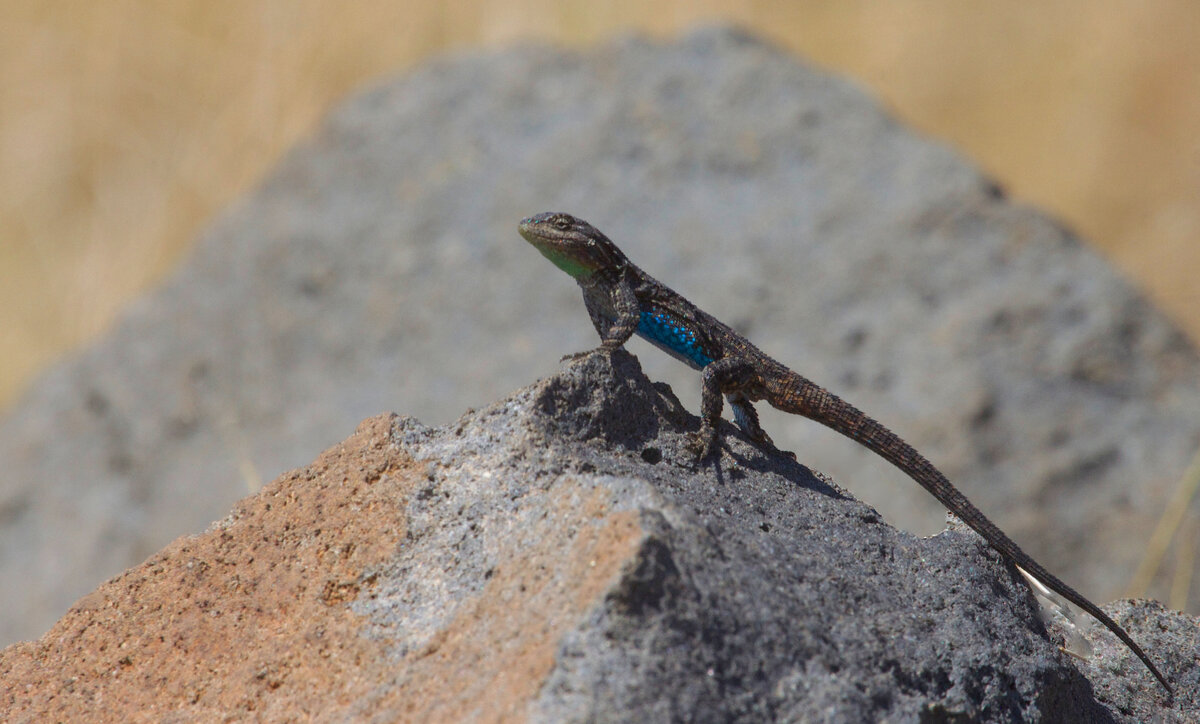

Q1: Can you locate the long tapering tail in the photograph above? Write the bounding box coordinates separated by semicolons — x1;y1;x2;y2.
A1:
768;372;1172;695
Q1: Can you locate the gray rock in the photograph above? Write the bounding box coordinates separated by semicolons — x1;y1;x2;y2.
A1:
1;26;1197;646
368;350;1193;721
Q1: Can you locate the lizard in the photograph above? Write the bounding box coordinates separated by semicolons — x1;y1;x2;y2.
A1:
517;210;1173;696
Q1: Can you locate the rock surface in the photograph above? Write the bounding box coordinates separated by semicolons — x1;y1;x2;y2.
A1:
2;26;1198;647
3;352;1196;722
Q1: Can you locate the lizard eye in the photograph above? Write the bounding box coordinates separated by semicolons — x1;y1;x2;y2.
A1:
553;217;571;230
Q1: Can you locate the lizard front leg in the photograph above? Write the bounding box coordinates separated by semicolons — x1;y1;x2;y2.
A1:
582;275;640;350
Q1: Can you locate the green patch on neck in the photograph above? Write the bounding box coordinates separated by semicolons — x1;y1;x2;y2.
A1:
537;245;596;279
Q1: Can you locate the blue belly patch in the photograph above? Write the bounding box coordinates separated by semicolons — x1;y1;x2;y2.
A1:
637;308;714;368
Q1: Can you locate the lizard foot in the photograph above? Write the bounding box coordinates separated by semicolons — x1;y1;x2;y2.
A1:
559;347;605;362
754;432;797;461
744;429;797;461
560;342;625;363
689;429;721;461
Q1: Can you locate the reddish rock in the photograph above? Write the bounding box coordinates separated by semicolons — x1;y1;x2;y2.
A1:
2;416;406;720
0;414;645;721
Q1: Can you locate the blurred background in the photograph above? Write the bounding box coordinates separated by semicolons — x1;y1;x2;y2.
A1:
1;3;1199;650
2;2;1198;414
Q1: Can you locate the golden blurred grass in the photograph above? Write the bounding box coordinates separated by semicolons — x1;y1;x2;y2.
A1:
2;1;1199;411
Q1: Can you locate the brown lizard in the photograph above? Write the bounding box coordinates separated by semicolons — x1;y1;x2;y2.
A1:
518;210;1173;696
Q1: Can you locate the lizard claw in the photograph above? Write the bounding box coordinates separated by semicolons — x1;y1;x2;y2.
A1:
560;341;625;363
559;347;605;362
753;431;797;461
689;428;720;461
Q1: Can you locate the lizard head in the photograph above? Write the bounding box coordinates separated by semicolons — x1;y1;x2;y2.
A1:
518;212;627;279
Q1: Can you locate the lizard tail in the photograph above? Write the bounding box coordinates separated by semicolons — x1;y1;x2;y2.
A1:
767;373;1173;696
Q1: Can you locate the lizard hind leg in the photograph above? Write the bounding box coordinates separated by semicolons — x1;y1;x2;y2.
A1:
695;356;760;459
728;392;771;445
730;393;798;461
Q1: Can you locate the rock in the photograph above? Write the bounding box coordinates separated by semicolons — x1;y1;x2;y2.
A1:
3;353;1194;721
1;26;1198;648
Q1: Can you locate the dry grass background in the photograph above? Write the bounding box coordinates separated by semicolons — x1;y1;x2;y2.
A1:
2;1;1198;413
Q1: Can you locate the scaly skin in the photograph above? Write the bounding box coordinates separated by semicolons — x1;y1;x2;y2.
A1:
518;211;1172;696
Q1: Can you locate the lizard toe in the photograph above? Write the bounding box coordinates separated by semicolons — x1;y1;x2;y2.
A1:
689;430;720;461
